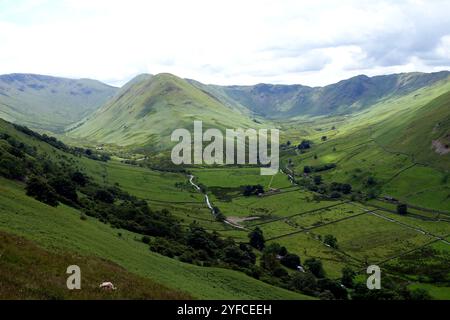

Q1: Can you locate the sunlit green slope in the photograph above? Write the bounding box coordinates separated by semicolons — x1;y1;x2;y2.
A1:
68;73;265;149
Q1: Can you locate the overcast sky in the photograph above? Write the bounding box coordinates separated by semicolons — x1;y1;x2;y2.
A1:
1;0;450;87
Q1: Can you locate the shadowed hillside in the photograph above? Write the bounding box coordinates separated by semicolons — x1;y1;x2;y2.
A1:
0;74;117;132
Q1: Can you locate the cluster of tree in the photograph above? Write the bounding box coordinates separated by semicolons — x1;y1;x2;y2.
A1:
13;124;110;162
147;223;257;273
248;227;348;299
296;173;353;200
329;182;352;198
304;163;337;174
297;140;312;150
242;185;265;197
1;127;182;240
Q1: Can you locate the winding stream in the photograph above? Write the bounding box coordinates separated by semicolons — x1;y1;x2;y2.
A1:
188;174;247;230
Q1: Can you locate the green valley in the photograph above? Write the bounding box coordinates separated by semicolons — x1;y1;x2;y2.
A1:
1;69;449;301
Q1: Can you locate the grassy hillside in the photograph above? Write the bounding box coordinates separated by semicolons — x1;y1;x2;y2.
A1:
283;78;450;211
0;118;311;300
0;74;117;132
0;178;310;300
68;73;266;149
0;231;190;300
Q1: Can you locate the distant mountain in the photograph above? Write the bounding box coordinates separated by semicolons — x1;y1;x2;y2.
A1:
68;73;264;149
0;74;117;132
194;71;450;118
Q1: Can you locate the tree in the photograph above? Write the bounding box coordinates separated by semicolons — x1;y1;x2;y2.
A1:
409;288;431;300
249;227;265;250
330;191;342;199
281;253;301;269
317;278;348;300
397;204;408;215
0;157;26;180
341;183;352;194
26;176;59;207
323;234;338;249
243;185;264;197
278;246;288;257
261;249;281;274
290;272;317;294
141;236;151;244
187;224;217;257
304;166;312;174
321;136;327;141
366;176;377;186
222;245;254;268
341;266;356;288
94;189;115;203
273;267;289;278
304;258;326;278
71;171;88;186
298;140;312;150
264;242;283;254
313;175;322;185
49;176;78;203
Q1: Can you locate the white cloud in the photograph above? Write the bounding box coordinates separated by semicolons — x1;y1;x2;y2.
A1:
0;0;449;87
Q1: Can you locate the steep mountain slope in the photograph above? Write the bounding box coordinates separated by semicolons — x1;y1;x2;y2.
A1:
197;71;450;118
0;74;117;132
69;73;264;149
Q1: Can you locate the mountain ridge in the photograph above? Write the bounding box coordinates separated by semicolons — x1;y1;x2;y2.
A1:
196;70;450;118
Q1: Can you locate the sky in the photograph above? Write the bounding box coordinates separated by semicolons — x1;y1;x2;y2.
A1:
0;0;450;87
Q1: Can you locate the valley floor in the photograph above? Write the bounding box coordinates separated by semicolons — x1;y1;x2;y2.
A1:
72;158;450;299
